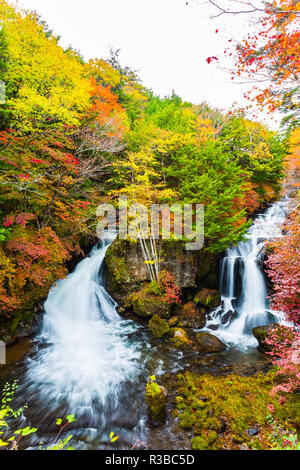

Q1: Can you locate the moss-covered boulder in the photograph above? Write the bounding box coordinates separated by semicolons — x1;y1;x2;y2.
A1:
194;288;220;310
145;377;168;423
195;332;226;353
149;315;170;338
132;286;171;319
177;301;206;329
170;328;192;349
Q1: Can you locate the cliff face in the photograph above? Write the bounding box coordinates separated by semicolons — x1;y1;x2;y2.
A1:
104;238;220;306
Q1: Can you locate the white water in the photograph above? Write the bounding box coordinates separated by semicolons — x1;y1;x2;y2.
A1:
204;198;292;348
25;232;142;422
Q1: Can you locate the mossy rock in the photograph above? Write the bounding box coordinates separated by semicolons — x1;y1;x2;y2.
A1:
145;378;168;422
177;301;206;329
194;288;220;310
149;315;170;338
195;332;226;353
132;287;171;319
169;316;179;327
170;328;192;349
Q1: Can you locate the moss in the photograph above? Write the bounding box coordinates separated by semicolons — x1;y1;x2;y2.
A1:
149;315;170;338
105;241;130;292
170;328;192;349
192;431;218;450
194;288;220;310
132;286;171;318
173;369;297;450
145;378;168;422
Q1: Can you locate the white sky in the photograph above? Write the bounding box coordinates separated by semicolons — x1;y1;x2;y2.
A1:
11;0;280;129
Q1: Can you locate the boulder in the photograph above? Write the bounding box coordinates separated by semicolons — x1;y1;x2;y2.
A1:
177;301;206;329
132;288;171;319
145;377;168;423
170;328;192;349
194;288;220;310
149;315;170;338
105;238;220;306
195;332;226;353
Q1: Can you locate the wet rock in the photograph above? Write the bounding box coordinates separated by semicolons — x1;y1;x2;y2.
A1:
177;302;206;329
132;288;171;319
194;288;220;310
169;316;179;327
195;332;226;353
145;377;168;423
220;310;238;325
149;315;170;339
117;306;126;315
248;426;259;437
207;324;219;331
170;328;192;349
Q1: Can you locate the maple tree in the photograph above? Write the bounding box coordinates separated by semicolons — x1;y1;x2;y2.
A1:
207;1;300;127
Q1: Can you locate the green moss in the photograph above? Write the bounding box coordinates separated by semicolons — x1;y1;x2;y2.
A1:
194;288;220;309
105;243;129;291
145;378;167;422
192;431;218;450
132;286;171;318
149;315;170;338
173;369;297;450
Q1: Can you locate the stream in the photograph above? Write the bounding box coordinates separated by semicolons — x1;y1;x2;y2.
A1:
0;197;292;450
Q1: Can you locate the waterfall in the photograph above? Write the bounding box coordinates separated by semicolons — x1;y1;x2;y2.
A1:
23;232;144;444
204;198;292;348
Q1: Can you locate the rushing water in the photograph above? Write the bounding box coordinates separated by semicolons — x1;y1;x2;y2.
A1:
204;198;292;348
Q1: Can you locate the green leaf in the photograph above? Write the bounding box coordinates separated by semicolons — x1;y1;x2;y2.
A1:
66;414;76;423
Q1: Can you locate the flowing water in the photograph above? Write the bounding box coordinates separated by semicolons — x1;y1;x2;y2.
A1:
0;199;291;450
204;198;292;348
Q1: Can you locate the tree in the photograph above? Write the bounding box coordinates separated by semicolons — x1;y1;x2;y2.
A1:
209;1;300;127
0;0;91;132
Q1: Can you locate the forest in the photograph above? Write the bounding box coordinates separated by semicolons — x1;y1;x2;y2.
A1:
0;0;299;453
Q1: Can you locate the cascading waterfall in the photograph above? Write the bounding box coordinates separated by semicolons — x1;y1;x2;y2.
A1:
23;232;146;447
204;198;292;348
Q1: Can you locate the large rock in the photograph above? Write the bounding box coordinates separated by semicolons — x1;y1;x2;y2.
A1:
177;301;206;329
145;377;168;423
132;287;171;318
195;332;226;353
170;328;192;349
194;288;221;310
149;315;170;338
105;238;220;304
